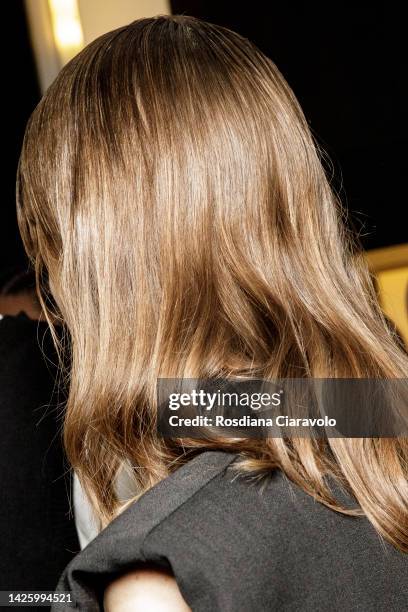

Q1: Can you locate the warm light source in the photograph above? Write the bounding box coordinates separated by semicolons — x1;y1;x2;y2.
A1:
48;0;84;65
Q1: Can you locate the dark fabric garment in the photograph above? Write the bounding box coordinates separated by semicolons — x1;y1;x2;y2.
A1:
53;450;408;611
0;312;79;603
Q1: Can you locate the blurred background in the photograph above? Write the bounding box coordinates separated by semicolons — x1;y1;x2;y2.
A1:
3;0;407;343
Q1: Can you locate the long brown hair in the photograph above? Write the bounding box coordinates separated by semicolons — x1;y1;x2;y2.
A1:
17;15;408;551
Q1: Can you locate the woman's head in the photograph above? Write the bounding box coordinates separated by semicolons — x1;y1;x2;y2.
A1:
17;16;408;548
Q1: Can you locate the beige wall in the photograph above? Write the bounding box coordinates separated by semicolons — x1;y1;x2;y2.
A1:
366;244;408;346
376;267;408;345
78;0;169;46
25;0;170;92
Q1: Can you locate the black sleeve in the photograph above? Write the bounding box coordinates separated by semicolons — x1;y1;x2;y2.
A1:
0;312;79;594
51;451;238;612
51;447;408;612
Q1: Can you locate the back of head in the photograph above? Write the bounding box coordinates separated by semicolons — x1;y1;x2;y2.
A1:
16;15;408;550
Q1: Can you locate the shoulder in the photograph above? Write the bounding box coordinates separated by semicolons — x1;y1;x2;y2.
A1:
52;452;307;610
52;450;408;611
52;451;239;608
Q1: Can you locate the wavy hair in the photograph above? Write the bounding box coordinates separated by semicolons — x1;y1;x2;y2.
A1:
17;15;408;551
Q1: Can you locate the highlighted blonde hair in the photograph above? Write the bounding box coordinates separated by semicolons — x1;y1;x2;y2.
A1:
17;15;408;550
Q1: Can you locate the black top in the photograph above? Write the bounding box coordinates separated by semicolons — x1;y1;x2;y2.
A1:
0;312;79;597
53;450;408;611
